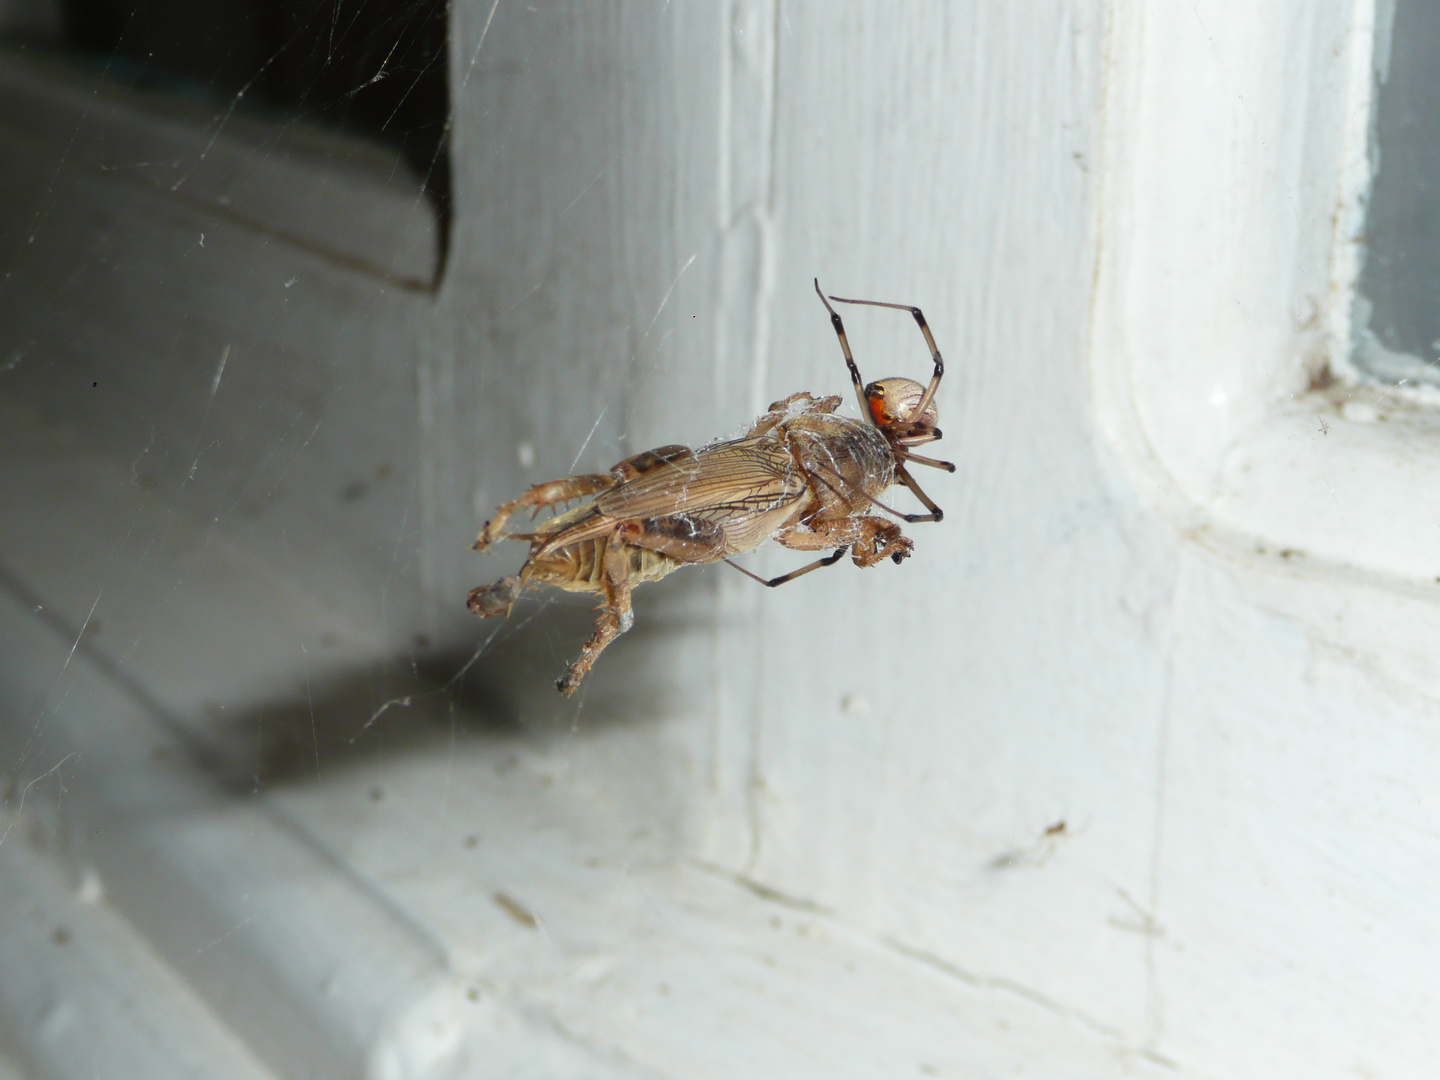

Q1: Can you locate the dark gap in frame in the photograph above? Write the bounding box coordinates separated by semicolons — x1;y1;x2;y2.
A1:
58;0;452;280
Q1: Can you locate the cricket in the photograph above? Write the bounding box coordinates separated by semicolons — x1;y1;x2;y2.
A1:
468;279;954;695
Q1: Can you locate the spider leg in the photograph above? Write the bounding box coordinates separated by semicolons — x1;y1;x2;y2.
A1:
895;463;944;523
806;461;936;526
897;449;956;472
723;548;847;588
814;278;870;422
828;291;945;420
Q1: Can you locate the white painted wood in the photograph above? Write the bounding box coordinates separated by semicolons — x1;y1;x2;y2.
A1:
0;405;469;1080
0;50;434;650
436;1;1440;1075
0;830;278;1080
0;389;1175;1079
1089;0;1440;596
432;0;1166;1044
4;0;1440;1076
1089;2;1440;1076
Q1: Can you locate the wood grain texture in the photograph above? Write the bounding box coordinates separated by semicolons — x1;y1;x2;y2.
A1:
440;2;1440;1074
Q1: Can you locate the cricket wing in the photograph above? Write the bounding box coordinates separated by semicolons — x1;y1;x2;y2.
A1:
535;436;806;552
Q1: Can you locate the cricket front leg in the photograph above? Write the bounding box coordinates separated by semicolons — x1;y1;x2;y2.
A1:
776;515;913;568
765;391;842;416
747;393;843;437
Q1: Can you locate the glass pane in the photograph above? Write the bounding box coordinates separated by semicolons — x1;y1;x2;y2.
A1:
1354;0;1440;386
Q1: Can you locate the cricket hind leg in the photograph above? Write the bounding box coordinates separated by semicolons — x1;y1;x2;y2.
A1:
556;528;638;696
475;447;700;554
467;574;524;618
472;474;618;553
608;444;695;482
556;517;729;696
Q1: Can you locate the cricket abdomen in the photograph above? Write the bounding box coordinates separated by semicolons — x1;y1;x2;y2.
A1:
522;536;684;596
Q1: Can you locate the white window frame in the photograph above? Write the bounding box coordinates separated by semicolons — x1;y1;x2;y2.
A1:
1091;0;1440;609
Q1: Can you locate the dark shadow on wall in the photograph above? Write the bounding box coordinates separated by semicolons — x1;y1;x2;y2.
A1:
214;581;712;790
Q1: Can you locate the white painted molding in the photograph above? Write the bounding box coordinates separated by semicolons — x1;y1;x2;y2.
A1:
1091;0;1440;595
